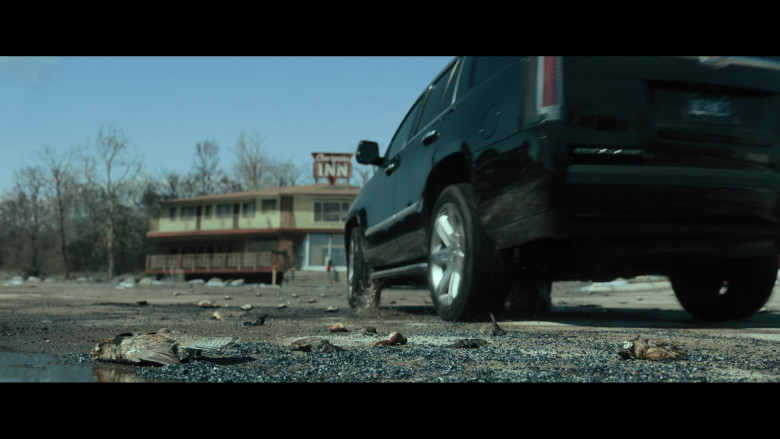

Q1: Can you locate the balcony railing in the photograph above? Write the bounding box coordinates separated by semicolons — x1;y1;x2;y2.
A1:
146;251;286;273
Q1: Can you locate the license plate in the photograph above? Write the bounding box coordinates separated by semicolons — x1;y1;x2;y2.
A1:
686;96;739;125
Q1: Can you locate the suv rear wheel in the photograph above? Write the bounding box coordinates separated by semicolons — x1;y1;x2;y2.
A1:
428;184;501;321
670;255;778;321
347;227;381;309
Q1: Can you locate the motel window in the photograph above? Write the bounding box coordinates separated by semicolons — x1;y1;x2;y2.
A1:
216;203;233;217
203;205;212;218
314;200;350;223
169;207;176;221
180;206;196;220
261;199;277;213
242;202;256;218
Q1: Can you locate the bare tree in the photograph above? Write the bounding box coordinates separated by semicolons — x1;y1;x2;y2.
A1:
232;131;306;190
353;164;375;187
39;146;75;279
84;125;142;279
190;140;223;196
11;166;49;276
233;131;269;190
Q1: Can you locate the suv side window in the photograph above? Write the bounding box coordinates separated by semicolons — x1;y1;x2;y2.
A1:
385;94;425;160
465;56;517;90
416;59;460;133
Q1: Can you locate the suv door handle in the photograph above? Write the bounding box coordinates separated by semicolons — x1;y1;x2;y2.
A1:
422;130;438;145
385;160;398;175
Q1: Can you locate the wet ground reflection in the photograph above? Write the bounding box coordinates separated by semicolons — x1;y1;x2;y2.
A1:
0;352;147;382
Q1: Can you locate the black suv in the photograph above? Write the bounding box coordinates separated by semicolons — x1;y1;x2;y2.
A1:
346;56;780;322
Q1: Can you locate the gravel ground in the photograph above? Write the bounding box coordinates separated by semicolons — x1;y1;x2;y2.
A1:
2;276;780;382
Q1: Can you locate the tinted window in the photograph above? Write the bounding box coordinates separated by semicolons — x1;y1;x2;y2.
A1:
385;95;425;160
466;56;517;89
417;60;460;132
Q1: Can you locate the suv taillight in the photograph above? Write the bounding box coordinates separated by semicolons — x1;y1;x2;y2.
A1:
532;56;563;122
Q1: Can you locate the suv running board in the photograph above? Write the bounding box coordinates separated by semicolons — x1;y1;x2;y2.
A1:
369;263;428;281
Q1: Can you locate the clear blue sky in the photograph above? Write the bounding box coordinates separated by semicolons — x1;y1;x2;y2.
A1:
0;56;453;195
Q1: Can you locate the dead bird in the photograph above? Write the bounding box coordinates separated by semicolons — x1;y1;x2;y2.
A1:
618;334;685;361
488;312;506;336
91;328;237;366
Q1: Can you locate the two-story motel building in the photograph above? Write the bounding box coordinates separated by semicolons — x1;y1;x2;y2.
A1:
145;183;360;282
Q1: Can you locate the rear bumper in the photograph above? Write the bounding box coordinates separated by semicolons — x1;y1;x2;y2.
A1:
481;164;780;251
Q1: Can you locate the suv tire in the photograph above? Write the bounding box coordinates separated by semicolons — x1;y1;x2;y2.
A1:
670;255;778;321
347;227;381;308
428;183;501;321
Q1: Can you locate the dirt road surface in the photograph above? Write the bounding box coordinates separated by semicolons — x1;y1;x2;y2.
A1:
2;275;780;382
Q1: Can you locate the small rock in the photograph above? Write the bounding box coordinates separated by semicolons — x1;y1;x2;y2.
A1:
210;311;224;320
224;295;232;300
361;326;378;335
136;301;148;306
240;304;252;311
242;314;268;326
197;300;218;308
325;306;339;313
289;337;343;353
173;291;180;297
276;303;287;309
330;322;347;332
291;293;299;297
448;338;488;349
306;299;317;303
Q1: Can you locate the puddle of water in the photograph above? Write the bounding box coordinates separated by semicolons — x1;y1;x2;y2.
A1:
0;351;97;382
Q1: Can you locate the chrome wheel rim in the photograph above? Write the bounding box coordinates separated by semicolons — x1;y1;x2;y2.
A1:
429;202;466;307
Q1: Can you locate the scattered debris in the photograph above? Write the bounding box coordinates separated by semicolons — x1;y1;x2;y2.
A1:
197;300;218;308
7;276;24;286
242;314;268;327
289;337;343;353
488;312;506;336
371;332;407;348
210;311;224;320
448;338;488;349
618;334;685;361
330;322;348;332
206;277;225;287
240;304;252;311
91;328;237;365
325;306;339;313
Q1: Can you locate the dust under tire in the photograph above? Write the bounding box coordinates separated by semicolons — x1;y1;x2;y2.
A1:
670;255;778;321
347;227;381;309
427;183;501;321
